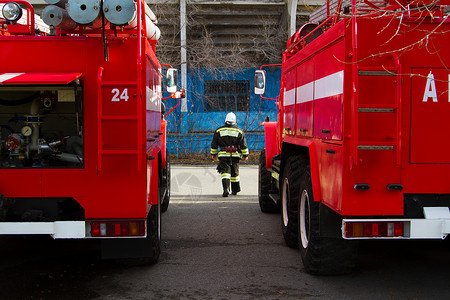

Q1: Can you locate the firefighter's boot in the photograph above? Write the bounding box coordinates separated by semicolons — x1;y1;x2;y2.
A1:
231;182;241;195
222;178;230;197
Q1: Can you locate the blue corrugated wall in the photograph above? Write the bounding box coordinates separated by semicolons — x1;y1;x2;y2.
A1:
163;67;281;156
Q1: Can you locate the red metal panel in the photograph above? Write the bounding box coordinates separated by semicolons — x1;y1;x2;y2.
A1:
263;121;279;169
145;48;162;137
148;146;160;206
0;72;82;85
88;155;147;219
283;69;296;136
295;59;314;137
400;21;450;194
410;68;450;164
102;120;138;151
317;142;343;211
102;85;138;116
357;75;397;145
283;136;322;203
0;170;42;197
313;41;344;140
343;149;403;216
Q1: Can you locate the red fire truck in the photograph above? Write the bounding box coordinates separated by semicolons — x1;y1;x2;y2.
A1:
256;0;450;274
0;0;178;262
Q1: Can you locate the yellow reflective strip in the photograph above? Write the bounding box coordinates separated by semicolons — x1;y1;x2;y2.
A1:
210;148;218;154
219;129;239;138
217;127;243;134
241;148;249;155
231;176;240;182
271;172;279;181
218;151;229;157
221;173;231;179
219;151;242;158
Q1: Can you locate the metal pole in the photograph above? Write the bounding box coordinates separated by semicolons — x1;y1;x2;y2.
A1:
287;0;298;37
180;0;187;112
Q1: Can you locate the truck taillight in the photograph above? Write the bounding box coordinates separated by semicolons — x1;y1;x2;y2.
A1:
344;221;405;238
89;221;146;237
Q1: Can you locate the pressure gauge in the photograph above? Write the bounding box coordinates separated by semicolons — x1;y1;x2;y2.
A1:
21;126;32;137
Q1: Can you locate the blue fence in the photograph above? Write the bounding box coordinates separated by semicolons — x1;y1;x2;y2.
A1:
163;67;281;155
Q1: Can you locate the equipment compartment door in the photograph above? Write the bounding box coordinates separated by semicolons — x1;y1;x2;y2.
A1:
410;68;450;164
296;59;314;137
283;69;296;136
313;42;344;141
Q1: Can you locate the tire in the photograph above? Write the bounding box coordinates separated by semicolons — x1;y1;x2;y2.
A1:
280;155;302;248
161;149;170;213
259;150;279;213
298;164;358;275
145;201;161;264
102;203;161;265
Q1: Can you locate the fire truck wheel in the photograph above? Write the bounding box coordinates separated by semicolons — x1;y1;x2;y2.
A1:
146;202;162;264
103;203;161;265
280;155;302;248
298;164;358;275
161;150;171;213
259;150;279;213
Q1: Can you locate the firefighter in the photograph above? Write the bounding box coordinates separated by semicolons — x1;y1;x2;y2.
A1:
210;112;249;197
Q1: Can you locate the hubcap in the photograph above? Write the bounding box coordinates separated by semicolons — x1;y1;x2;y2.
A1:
299;189;310;249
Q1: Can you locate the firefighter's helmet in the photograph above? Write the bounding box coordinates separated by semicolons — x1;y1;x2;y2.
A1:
225;112;236;125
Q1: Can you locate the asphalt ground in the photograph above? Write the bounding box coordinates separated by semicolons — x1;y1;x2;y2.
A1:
0;165;449;299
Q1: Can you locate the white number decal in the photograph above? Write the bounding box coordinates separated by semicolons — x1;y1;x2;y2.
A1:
120;88;129;102
111;88;129;102
111;88;120;102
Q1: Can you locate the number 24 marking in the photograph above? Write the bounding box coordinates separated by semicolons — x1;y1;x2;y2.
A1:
111;88;129;102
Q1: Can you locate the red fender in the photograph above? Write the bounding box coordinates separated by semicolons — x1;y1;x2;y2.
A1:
263;121;279;169
283;136;321;203
161;119;167;168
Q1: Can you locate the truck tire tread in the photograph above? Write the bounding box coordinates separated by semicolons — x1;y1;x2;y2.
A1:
281;155;305;249
161;150;170;213
298;165;358;275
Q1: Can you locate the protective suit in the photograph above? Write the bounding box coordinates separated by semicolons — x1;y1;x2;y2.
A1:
210;112;249;197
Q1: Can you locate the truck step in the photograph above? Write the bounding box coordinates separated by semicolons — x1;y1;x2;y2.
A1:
357;141;396;150
358;108;394;113
269;194;280;203
357;145;394;150
272;156;281;173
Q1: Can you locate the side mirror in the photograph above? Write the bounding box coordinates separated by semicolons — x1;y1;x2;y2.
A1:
254;70;266;95
166;68;178;93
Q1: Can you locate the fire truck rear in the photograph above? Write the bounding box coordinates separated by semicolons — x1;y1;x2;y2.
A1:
0;0;177;262
256;0;450;274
